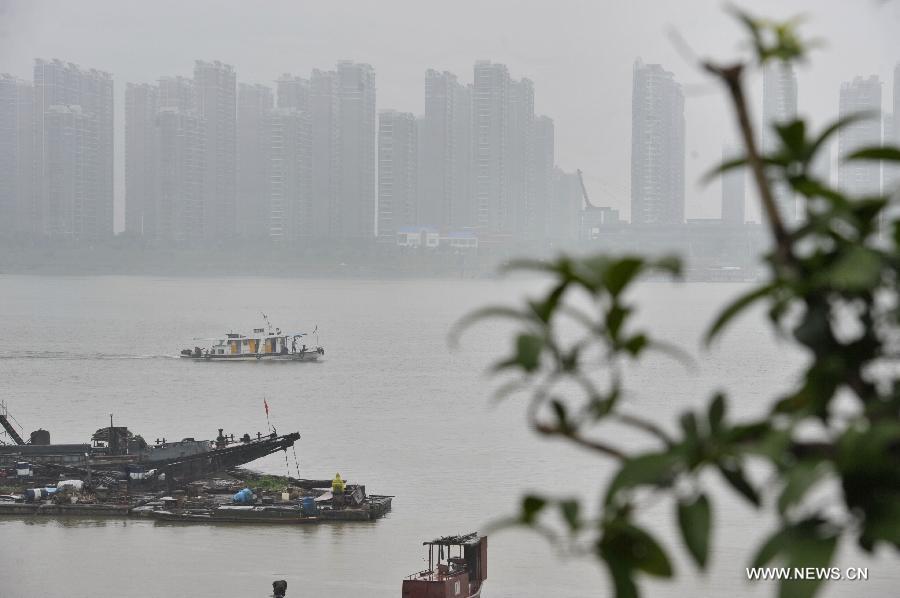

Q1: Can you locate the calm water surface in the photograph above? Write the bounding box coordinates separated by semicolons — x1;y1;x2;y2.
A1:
0;276;894;597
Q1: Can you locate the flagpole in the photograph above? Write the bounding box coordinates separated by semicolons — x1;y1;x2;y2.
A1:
264;398;272;433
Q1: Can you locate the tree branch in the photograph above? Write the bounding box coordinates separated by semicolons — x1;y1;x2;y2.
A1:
533;422;628;460
703;62;795;268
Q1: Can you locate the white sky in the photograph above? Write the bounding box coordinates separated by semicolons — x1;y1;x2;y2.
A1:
1;0;898;230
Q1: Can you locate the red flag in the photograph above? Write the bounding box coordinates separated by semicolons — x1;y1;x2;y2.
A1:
264;399;270;416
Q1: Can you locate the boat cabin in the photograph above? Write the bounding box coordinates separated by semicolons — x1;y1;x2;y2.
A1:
181;321;322;361
402;533;487;598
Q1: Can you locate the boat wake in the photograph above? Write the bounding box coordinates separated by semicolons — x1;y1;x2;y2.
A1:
0;351;181;361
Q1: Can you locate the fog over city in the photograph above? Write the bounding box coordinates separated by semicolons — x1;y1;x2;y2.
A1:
1;0;896;236
2;3;900;597
0;0;898;280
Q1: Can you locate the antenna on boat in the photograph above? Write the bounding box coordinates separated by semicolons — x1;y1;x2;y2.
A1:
261;312;273;334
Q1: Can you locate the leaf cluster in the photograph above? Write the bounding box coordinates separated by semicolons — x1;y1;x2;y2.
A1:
461;10;900;598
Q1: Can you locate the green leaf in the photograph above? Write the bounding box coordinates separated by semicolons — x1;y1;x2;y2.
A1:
559;499;581;531
653;255;683;277
628;525;674;578
605;452;682;505
601;521;674;579
680;412;700;442
623;333;648;357
708;394;726;433
774;120;806;158
450;305;531;347
604;555;639;598
846;146;900;162
706;284;775;344
677;493;712;569
777;462;826;515
528;282;568;323
703;156;747;183
513;333;543;372
520;495;547;524
779;523;838;598
718;462;760;507
827;246;882;291
808;114;870;161
605;304;630;340
752;528;787;568
603;257;645;297
550;399;569;430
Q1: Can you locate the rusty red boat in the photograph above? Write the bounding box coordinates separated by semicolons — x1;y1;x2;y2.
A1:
402;532;487;598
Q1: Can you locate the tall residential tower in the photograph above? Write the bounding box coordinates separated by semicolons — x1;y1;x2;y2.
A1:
630;60;685;225
194;60;237;240
420;70;472;229
33;59;114;240
838;76;882;198
762;62;799;223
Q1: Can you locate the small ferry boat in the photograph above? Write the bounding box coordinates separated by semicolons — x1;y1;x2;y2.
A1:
402;533;487;598
180;316;324;362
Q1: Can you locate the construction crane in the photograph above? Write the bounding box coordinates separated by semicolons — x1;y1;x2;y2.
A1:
576;169;602;211
0;400;26;445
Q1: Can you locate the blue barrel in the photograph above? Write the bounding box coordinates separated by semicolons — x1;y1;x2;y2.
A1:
301;496;317;515
232;488;253;504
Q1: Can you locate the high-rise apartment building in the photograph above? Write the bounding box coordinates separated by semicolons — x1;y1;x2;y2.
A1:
885;64;900;197
721;145;745;225
124;83;159;235
549;168;582;243
237;83;273;238
267;108;312;243
33;59;114;239
530;115;555;240
309;69;339;238
276;74;310;112
336;61;376;239
420;70;472;229
125;74;207;243
895;64;900;144
158;76;196;112
839;75;882;197
762;62;799;223
630;59;685;225
508;78;535;237
472;61;511;235
0;75;33;236
194;60;236;240
377;110;418;240
155;107;204;242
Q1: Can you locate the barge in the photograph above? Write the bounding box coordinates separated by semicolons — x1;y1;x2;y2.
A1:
0;471;393;524
0;405;393;526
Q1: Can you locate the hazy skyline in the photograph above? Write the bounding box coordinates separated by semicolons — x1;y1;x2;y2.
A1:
1;0;898;230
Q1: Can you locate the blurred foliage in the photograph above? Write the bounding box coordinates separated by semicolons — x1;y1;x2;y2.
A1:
456;9;900;598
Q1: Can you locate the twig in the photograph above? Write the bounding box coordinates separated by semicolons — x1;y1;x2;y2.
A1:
703;62;795;268
533;421;627;460
614;413;675;446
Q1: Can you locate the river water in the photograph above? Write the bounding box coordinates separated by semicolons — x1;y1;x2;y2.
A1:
0;276;895;597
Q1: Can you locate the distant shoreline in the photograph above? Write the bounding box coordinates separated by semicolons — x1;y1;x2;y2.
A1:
0;237;763;281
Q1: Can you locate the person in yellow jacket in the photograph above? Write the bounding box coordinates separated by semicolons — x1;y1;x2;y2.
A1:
332;473;346;508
